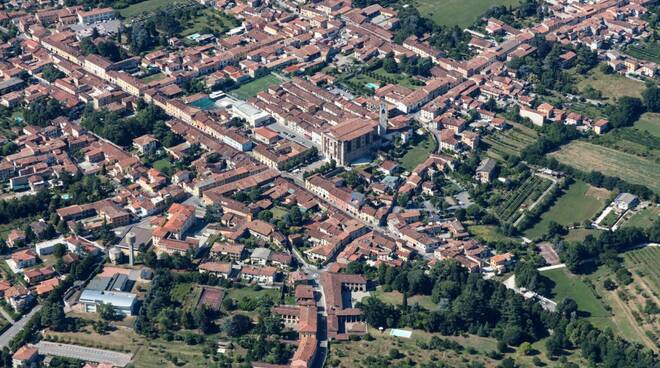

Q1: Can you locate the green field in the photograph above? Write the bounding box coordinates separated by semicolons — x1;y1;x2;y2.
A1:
592;121;660;163
483;123;538;161
141;72;166;84
372;288;438;310
351;67;421;90
152;158;173;172
541;268;612;329
525;181;609;239
634;113;660;138
624;246;660;293
119;0;173;18
624;207;660;229
180;8;238;37
414;0;521;27
551;141;660;194
576;64;646;100
563;228;604;242
468;225;517;243
398;133;437;171
626;43;660;64
328;328;497;368
224;286;279;301
231;74;284;100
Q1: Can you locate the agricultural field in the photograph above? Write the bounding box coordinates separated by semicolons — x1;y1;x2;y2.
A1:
413;0;521;27
398;133;437;171
592;117;660;163
634;113;660;138
483;123;538;161
230;73;284;100
550;141;660;194
576;64;646;100
468;225;518;244
525;180;610;239
626;43;660;64
495;175;551;224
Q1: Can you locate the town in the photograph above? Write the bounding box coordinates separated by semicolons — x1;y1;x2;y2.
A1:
0;0;657;367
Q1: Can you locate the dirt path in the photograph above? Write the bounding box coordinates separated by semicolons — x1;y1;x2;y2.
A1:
610;291;657;352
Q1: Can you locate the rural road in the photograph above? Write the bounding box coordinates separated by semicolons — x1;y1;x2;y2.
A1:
513;173;558;227
0;305;42;349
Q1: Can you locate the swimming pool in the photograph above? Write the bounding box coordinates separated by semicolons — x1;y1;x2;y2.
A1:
190;97;218;110
366;82;379;90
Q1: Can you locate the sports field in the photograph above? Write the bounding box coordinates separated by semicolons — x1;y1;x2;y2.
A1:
231;74;284;100
525;180;609;239
483;123;538;161
550;141;660;194
414;0;521;27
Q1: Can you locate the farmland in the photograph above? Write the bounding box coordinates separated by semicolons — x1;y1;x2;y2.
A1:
634;113;660;138
413;0;521;28
592;116;660;163
623;206;660;229
550;141;660;194
483;123;538;161
495;175;551;224
525;180;610;239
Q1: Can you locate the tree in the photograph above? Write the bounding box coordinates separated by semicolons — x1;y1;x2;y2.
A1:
98;303;120;321
41;65;65;83
642;84;659;112
383;54;399;74
607;96;644;128
223;314;252;337
53;243;66;258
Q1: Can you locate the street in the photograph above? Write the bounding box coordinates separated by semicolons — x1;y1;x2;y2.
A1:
0;305;42;349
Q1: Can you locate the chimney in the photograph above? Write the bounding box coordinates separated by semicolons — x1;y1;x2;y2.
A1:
127;232;136;266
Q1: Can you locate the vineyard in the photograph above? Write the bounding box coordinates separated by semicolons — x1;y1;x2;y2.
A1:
483;124;538;161
626;43;660;64
495;175;551;223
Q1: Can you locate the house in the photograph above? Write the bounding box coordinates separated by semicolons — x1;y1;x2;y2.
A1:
12;345;39;368
239;265;278;285
613;193;639;211
475;158;497;183
5;284;32;311
250;247;271;266
7;229;26;247
9;249;38;271
211;242;245;261
490;252;514;273
133;134;159;155
199;262;233;278
594;119;609;134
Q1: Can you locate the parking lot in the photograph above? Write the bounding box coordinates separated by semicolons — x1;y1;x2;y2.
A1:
36;341;133;367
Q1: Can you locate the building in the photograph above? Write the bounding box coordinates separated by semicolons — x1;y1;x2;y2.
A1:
613;193;639;211
78;289;137;315
232;101;271;127
320;118;379;166
12;345;39;368
133;134;159;155
77;7;115;25
475;158;497;183
594;119;609;135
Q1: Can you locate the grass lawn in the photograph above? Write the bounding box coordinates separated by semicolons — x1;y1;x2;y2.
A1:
270;206;288;221
623;206;660;229
327;328;497;368
371;287;438;310
550;141;660;194
634;112;660;138
353;67;421;90
170;283;202;309
540;268;612;329
468;225;517;243
563;228;604;242
231;74;283;100
398;133;437;171
180;8;238;37
576;64;646;100
224;286;279;301
525;180;610;239
414;0;521;27
152;158;173;172
119;0;173;18
141;73;166;84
